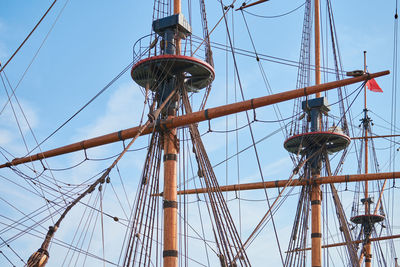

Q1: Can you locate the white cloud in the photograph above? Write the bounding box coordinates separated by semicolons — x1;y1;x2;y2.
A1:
77;82;147;139
0;129;12;145
0;98;39;156
0;19;7;60
0;42;7;60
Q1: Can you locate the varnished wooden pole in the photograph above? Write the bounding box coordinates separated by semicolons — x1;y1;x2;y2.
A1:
163;120;179;267
236;0;269;10
311;181;322;267
287;234;400;252
0;71;389;169
174;0;181;14
364;51;372;267
312;1;322;264
164;2;180;266
174;0;181;54
314;0;321;95
174;172;400;195
351;134;400;140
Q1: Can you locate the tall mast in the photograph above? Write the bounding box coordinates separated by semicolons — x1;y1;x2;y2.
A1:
363;51;372;267
311;0;322;266
314;0;321;91
163;1;181;266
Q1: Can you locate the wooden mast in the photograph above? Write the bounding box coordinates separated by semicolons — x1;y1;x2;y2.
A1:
163;1;181;266
311;0;322;266
363;51;372;267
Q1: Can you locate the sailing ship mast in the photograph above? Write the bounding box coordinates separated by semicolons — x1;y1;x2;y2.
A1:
0;1;397;266
163;1;180;266
311;0;322;265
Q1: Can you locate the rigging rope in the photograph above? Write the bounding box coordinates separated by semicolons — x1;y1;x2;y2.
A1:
243;1;306;19
0;0;70;116
0;0;58;74
220;2;285;263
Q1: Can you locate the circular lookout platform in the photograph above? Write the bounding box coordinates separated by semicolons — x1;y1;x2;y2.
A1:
284;131;351;155
131;55;214;92
350;214;385;225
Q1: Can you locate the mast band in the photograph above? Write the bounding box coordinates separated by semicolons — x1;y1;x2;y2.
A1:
163;200;177;209
311;233;322;238
204;109;209;120
117;130;123;141
311;200;321;205
163;154;177;161
163;250;178;257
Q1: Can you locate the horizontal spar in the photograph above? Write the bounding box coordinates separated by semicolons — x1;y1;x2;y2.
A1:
287;234;400;252
174;171;400;195
351;134;400;140
0;71;389;169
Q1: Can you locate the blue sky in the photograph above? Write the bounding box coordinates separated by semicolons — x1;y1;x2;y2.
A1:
0;0;399;266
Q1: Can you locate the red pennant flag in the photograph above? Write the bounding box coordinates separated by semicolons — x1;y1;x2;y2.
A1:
366;78;383;92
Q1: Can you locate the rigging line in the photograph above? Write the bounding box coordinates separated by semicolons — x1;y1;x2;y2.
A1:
209;120;254;133
1;166;57;212
47;144;150;166
0;198;66;236
109;182;130;221
79;193;103;266
0;214;118;266
176;211;218;255
0;173;61;205
0;75;50;201
231;8;243;241
0;235;25;265
0;148;11;162
255;111;302;123
179;123;287;187
370;110;400;132
0;0;58;74
219;2;284;264
1;70;66;212
237;157;307;253
44;158;87;171
0;206;65;248
28;92;170;261
69;192;100;266
24;60;134;157
183;98;231;263
60;188;96;267
392;0;399;176
115;164;132;211
99;184;106;267
240;10;287;135
9;167;69;200
0;250;15;267
77;200;130;226
191;36;348;75
185;139;212;265
243;1;306;19
0;0;70;116
0;194;81;237
191;3;232;57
